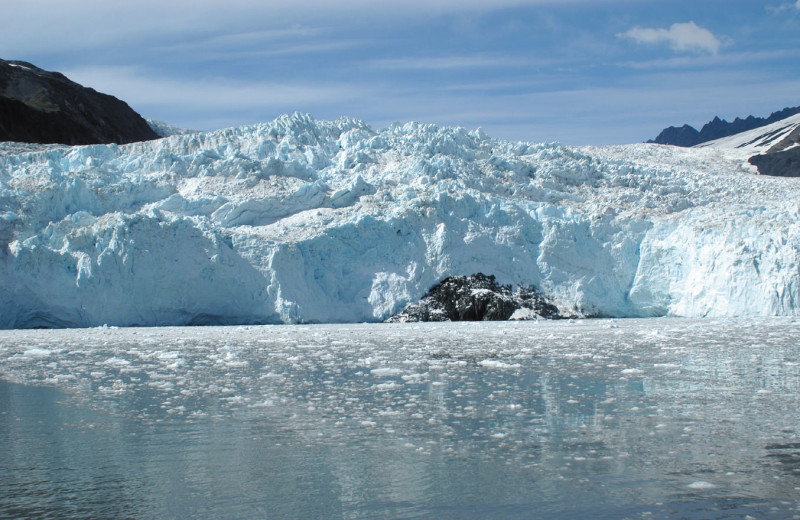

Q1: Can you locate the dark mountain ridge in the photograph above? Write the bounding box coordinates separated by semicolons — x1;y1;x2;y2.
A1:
0;59;159;145
649;106;800;147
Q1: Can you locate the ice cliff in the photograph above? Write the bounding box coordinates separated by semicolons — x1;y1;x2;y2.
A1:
2;112;800;328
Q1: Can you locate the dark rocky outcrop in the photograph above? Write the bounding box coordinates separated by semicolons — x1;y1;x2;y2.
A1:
749;148;800;178
747;125;800;177
385;273;562;323
0;59;159;145
649;106;800;147
648;124;701;148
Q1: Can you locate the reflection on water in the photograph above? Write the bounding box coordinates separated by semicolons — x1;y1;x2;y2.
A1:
1;318;800;519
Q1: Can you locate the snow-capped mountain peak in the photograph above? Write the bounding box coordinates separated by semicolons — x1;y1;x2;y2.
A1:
696;112;800;157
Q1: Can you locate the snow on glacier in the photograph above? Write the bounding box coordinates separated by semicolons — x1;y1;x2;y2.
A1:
2;112;800;328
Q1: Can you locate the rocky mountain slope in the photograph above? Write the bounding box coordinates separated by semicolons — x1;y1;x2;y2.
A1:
2;113;800;328
0;59;158;145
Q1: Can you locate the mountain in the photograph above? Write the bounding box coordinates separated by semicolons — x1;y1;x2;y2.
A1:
646;124;701;148
649;106;800;147
0;59;159;145
695;112;800;177
2;112;799;328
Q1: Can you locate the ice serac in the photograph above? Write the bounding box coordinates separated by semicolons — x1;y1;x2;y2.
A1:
2;113;800;328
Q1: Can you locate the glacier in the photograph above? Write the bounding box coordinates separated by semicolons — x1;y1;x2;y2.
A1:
2;112;800;328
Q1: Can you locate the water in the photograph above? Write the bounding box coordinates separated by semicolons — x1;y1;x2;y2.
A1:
1;318;800;519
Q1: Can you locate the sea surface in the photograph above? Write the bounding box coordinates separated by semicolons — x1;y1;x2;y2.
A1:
1;318;800;519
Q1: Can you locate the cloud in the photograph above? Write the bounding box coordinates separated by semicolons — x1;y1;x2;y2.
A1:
619;48;800;70
766;1;800;13
618;21;723;55
0;0;595;54
371;55;526;70
154;27;322;53
60;66;368;130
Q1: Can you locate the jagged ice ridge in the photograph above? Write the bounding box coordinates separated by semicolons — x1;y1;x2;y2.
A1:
2;113;800;328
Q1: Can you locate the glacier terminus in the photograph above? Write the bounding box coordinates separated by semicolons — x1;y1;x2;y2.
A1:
2;113;799;328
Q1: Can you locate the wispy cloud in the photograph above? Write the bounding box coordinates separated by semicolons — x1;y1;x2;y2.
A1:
766;0;800;13
0;0;600;54
148;25;366;61
196;41;367;61
618;21;724;55
371;55;526;70
154;26;322;53
619;48;800;70
60;66;367;129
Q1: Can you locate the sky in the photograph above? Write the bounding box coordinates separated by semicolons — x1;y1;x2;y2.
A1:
2;0;800;145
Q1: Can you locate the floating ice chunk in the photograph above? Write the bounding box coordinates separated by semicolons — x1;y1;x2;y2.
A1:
19;348;53;358
479;359;521;369
373;382;402;390
687;481;716;490
103;357;130;367
371;367;404;377
510;308;538;321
